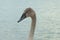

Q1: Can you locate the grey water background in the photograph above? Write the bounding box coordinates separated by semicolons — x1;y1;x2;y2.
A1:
0;0;60;40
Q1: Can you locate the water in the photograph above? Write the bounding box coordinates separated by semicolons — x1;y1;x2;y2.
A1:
0;0;60;40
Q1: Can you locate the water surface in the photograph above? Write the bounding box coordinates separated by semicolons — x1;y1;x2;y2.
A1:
0;0;60;40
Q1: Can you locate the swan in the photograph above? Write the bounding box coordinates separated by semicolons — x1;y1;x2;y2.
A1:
17;8;36;40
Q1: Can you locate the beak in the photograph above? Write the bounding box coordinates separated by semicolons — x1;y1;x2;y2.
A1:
17;13;26;23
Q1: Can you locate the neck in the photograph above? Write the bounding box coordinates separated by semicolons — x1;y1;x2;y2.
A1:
28;14;36;40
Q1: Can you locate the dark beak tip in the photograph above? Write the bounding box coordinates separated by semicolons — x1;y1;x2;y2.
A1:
17;19;22;23
17;21;20;23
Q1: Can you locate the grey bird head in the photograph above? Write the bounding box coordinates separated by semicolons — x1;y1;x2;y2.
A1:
17;8;34;23
18;8;35;23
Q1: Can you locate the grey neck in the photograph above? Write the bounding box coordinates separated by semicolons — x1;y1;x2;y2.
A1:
28;14;36;40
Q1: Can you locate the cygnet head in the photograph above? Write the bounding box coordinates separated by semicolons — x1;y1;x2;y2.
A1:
17;8;35;23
